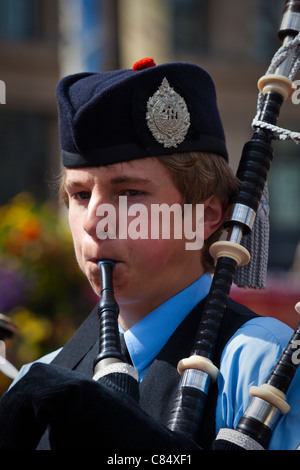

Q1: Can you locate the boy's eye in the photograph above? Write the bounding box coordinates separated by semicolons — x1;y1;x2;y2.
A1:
76;191;91;200
123;189;143;197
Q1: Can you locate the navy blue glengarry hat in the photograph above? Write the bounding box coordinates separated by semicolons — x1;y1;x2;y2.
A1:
56;58;228;168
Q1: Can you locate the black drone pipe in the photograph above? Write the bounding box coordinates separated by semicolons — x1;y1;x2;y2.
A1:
93;260;139;401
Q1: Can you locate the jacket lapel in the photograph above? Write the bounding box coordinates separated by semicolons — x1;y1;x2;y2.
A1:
51;304;99;371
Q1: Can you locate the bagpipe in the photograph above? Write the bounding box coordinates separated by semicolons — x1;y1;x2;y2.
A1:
0;0;300;452
91;0;300;451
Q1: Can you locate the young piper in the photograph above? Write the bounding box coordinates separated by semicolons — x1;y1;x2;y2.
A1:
0;59;299;450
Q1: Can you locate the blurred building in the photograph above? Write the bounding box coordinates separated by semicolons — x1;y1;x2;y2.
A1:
0;0;299;272
0;0;119;205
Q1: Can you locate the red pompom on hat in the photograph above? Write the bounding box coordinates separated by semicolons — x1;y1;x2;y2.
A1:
132;58;156;71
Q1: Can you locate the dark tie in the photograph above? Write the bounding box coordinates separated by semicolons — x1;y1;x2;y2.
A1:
119;333;132;365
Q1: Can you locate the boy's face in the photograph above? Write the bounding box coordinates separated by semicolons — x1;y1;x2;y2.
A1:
65;157;207;326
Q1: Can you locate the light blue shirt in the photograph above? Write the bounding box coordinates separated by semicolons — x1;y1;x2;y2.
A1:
217;316;300;450
12;273;300;450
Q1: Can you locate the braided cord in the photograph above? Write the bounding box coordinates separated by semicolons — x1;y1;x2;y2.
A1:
252;32;300;142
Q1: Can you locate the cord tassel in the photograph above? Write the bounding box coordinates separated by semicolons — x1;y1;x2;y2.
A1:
234;183;270;289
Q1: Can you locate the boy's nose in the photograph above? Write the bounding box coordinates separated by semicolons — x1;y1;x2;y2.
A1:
83;196;116;240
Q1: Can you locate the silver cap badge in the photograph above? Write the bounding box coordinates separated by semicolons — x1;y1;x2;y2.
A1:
146;78;190;148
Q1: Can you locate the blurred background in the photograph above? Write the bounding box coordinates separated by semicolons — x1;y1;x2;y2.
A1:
0;0;299;393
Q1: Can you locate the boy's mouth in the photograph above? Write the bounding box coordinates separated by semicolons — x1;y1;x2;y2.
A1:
88;257;120;266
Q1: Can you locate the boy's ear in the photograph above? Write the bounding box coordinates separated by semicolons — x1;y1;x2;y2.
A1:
203;196;226;239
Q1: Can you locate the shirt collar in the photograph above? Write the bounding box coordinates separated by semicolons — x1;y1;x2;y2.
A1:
121;273;212;380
